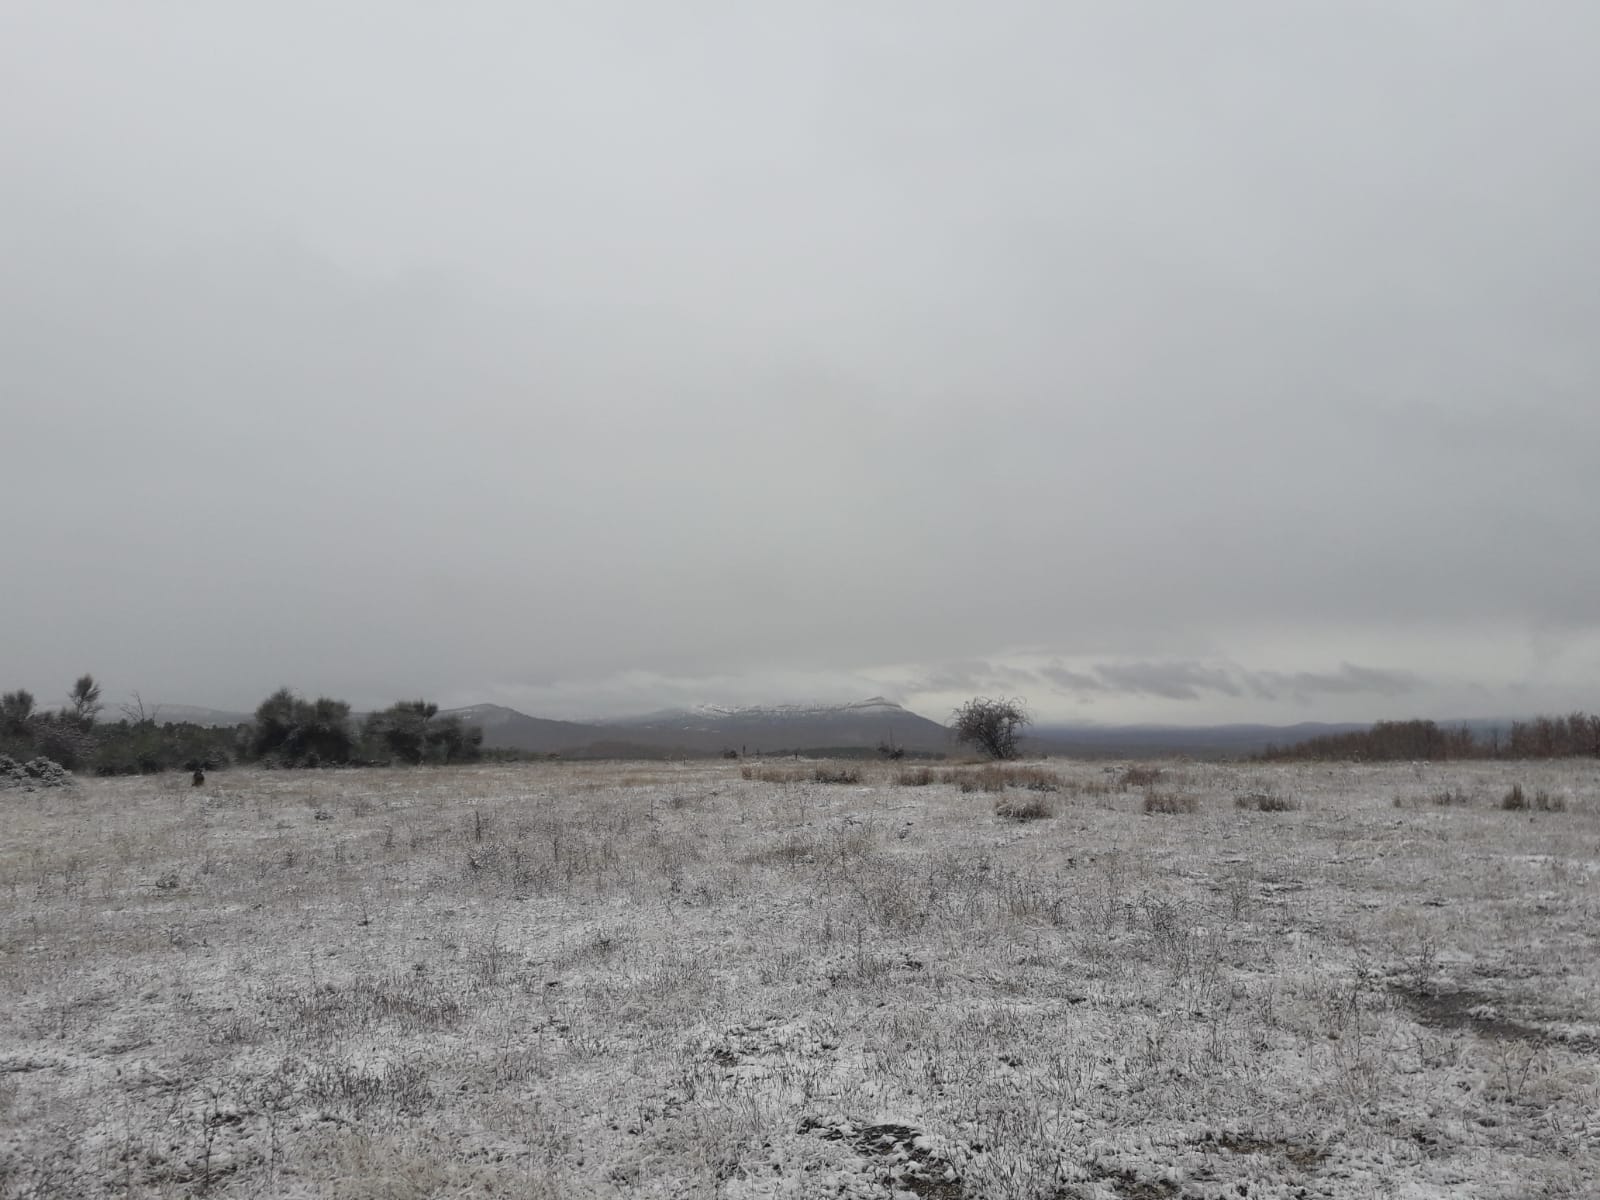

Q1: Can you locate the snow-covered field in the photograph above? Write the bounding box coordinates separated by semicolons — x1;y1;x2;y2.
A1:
2;759;1597;1199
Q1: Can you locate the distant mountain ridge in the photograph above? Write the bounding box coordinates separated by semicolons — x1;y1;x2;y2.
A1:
91;698;1519;760
95;704;253;727
451;700;1376;759
636;698;912;721
593;696;949;755
439;704;610;754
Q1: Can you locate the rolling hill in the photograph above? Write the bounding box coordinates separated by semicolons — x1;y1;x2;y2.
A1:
597;697;950;755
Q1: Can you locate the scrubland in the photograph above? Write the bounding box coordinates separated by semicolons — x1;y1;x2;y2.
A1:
2;758;1597;1199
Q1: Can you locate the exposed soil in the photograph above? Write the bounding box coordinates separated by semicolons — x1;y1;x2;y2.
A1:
1394;984;1550;1045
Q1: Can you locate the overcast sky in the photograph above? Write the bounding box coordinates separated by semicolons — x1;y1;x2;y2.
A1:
4;2;1597;726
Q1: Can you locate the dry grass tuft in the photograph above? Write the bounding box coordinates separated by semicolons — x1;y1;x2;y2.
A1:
1503;784;1568;812
1234;789;1297;813
1143;788;1200;814
812;764;863;785
993;792;1055;821
740;764;809;784
953;764;1063;794
1118;765;1164;790
894;766;936;787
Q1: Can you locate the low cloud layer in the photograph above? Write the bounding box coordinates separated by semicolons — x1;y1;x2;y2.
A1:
470;643;1588;729
1035;660;1421;705
3;4;1597;724
885;656;1427;723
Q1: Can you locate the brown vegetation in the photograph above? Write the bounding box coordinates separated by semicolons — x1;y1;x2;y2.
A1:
1234;789;1296;812
1262;712;1600;762
1143;788;1200;814
1118;765;1164;790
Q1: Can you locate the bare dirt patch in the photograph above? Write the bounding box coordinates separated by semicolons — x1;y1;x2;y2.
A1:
1395;983;1600;1055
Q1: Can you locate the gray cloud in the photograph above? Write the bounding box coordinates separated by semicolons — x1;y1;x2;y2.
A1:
2;4;1597;722
1092;662;1244;702
1249;664;1422;702
906;660;1040;696
1038;664;1111;693
1027;658;1423;709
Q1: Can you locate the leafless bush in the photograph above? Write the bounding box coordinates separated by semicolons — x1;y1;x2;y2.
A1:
949;697;1030;760
1143;788;1199;814
895;766;935;787
1502;784;1527;811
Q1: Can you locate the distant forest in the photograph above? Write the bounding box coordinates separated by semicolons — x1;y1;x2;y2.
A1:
0;676;486;775
1258;714;1600;761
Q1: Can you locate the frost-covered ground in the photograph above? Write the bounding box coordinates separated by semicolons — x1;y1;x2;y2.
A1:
2;758;1597;1199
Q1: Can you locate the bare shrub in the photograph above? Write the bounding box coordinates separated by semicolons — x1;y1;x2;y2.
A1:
1534;789;1567;812
994;793;1055;821
1118;765;1163;790
1234;789;1297;812
1502;784;1527;811
895;766;935;787
949;697;1030;760
1143;788;1199;815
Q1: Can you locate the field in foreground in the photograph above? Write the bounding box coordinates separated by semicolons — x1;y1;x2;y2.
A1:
2;759;1597;1199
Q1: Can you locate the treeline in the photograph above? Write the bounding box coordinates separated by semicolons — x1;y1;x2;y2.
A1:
1259;713;1600;762
0;676;483;775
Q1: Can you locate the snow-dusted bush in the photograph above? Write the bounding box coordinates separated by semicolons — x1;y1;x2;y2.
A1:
0;755;74;791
